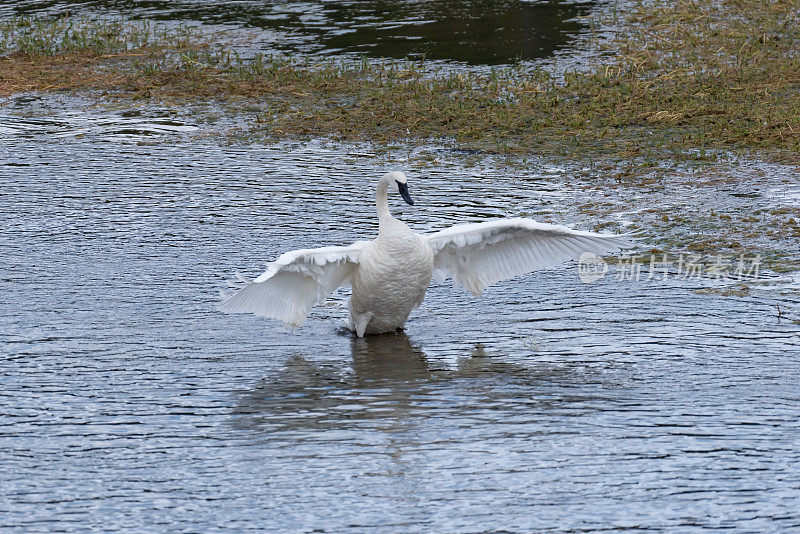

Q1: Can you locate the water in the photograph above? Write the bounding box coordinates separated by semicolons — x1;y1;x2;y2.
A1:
1;0;595;65
1;96;799;531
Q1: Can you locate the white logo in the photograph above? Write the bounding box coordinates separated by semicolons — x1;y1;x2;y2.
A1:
578;252;607;283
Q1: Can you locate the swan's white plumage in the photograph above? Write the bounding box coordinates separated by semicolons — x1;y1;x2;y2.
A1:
219;242;367;327
220;172;633;335
425;217;632;296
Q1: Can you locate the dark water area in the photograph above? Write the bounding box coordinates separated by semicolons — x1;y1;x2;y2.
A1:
1;98;800;531
1;0;595;64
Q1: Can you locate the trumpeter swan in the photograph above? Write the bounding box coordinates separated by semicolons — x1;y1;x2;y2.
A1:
219;171;632;336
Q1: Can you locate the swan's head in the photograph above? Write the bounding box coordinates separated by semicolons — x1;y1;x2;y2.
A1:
384;171;414;205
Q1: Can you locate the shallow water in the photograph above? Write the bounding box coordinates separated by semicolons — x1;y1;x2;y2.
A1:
1;96;799;531
1;0;595;65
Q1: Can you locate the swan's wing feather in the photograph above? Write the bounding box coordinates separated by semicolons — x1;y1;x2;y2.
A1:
219;241;368;327
425;218;633;296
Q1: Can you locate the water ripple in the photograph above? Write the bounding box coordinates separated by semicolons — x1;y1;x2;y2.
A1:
1;103;799;532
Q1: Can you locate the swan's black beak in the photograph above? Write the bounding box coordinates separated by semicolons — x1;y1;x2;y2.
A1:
398;181;414;205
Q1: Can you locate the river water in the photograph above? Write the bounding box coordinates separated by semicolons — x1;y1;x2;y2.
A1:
1;0;595;64
2;1;800;532
1;95;799;532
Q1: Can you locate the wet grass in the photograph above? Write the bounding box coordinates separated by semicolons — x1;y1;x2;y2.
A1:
0;16;200;94
538;158;800;273
2;1;799;162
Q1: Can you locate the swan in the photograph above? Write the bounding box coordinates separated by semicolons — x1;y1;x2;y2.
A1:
219;171;632;336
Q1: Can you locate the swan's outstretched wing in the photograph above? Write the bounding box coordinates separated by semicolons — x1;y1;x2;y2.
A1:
219;242;367;327
425;217;633;296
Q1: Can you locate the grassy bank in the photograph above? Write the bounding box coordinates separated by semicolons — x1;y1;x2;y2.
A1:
2;1;799;161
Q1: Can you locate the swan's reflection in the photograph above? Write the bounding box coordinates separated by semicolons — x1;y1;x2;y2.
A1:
232;331;438;432
231;331;612;433
349;331;432;384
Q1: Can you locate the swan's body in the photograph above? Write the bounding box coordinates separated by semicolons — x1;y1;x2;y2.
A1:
349;214;434;335
220;171;632;336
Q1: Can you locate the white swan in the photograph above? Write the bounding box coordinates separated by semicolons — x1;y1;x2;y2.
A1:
220;171;632;336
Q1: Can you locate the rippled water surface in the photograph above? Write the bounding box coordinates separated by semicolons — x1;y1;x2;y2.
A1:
2;97;800;532
1;0;595;64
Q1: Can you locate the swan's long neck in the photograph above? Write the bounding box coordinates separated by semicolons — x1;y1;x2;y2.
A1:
376;176;392;225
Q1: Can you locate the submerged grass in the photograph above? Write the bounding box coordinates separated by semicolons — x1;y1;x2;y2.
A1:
2;1;800;161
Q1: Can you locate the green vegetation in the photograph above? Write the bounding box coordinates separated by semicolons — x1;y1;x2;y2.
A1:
2;1;799;161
